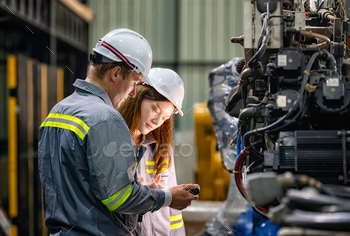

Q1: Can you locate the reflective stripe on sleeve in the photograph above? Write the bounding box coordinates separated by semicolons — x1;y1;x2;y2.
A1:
40;113;90;140
101;183;133;211
170;213;184;229
145;160;168;165
170;213;182;222
146;168;168;174
145;160;169;173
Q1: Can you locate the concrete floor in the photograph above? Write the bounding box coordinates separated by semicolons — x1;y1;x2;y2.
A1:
183;200;224;236
184;221;206;236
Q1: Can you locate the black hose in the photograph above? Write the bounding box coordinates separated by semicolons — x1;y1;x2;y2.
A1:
248;42;268;69
246;102;266;108
321;49;337;72
323;205;350;213
266;50;337;133
249;146;264;161
257;14;269;49
243;51;321;147
238;107;261;130
248;13;270;69
321;185;350;199
266;93;307;133
284;209;350;231
240;68;253;86
242;86;247;108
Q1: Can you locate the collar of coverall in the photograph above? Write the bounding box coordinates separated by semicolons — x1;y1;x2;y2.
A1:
73;79;114;108
132;134;156;147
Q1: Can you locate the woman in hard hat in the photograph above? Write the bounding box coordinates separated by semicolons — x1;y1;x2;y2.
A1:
118;68;186;236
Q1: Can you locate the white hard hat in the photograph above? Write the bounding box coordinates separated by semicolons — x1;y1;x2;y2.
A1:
148;68;185;116
92;28;153;84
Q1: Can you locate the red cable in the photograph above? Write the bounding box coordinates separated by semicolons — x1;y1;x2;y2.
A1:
234;149;269;213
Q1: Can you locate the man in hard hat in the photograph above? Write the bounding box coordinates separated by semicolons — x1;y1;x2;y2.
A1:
38;28;199;235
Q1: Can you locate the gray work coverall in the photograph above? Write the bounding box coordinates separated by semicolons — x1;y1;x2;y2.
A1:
39;79;166;235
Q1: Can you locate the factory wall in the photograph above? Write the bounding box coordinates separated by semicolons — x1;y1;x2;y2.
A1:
88;0;245;131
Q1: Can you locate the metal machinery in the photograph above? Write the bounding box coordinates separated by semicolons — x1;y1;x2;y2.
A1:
225;0;350;234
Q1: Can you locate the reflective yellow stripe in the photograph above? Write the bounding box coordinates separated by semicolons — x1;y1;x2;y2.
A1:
145;160;168;165
102;183;133;211
136;162;138;167
170;214;182;222
170;220;184;229
145;159;169;174
41;113;90;140
146;168;168;174
48;113;89;132
41;121;86;140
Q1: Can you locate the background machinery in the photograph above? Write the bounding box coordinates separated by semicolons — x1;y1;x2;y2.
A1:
215;0;350;235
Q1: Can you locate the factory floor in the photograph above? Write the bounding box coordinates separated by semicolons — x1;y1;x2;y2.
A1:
183;200;223;236
185;222;207;236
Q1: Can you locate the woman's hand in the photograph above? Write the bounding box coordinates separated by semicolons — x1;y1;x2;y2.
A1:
137;173;145;183
147;174;164;189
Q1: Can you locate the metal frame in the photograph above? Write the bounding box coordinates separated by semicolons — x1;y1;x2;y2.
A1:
0;0;89;56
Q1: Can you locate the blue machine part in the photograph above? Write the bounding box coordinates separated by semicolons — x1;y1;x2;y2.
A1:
254;219;281;236
236;131;244;158
235;205;281;236
235;133;281;236
235;205;254;236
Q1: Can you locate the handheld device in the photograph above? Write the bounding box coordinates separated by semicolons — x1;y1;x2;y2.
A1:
188;188;200;195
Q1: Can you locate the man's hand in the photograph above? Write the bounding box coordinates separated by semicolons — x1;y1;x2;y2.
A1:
169;184;200;210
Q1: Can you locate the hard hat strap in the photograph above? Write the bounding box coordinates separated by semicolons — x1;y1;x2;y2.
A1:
90;53;115;64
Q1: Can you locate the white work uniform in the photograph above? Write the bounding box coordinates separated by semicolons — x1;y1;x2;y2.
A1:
135;135;186;236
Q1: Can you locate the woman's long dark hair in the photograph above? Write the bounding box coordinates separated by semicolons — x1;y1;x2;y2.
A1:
118;83;174;175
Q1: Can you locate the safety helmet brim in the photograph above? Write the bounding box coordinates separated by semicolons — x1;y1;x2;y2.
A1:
148;68;184;116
